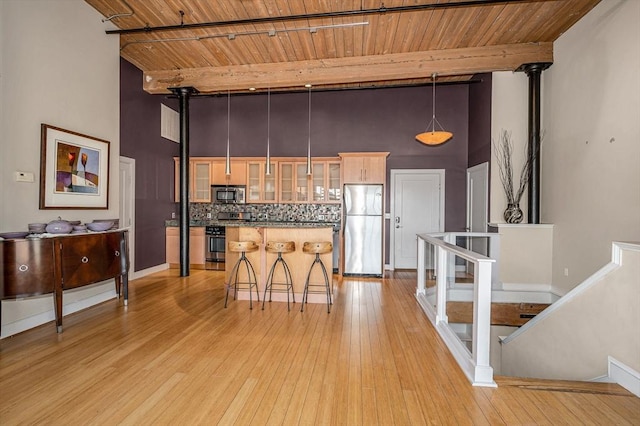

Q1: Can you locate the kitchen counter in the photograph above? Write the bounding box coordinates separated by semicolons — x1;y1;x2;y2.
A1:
165;220;338;229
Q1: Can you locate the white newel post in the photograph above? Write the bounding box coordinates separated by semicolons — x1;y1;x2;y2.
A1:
416;237;426;296
436;245;448;324
472;258;496;386
488;233;500;288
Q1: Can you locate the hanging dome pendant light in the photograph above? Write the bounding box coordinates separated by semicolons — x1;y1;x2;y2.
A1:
415;73;453;145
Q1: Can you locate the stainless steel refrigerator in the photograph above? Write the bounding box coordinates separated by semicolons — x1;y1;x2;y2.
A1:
343;184;383;276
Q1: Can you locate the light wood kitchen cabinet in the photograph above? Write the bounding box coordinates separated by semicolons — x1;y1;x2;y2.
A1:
166;227;206;268
173;158;213;203
326;161;341;202
339;152;389;184
279;159;340;203
279;162;311;203
247;161;277;203
211;160;246;186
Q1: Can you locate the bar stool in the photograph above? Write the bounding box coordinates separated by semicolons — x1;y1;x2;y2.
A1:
301;241;333;313
262;241;296;311
225;241;260;309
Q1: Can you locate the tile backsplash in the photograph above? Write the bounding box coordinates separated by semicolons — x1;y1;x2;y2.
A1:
190;203;341;223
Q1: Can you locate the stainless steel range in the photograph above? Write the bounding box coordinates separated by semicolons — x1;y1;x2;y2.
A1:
205;225;225;270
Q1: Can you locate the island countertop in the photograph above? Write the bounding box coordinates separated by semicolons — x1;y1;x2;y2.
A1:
165;220;338;229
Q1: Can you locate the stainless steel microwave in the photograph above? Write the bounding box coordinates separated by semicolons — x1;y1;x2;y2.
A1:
212;185;246;204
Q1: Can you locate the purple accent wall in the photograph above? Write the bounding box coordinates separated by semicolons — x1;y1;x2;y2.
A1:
188;84;471;234
468;73;492;167
120;59;492;269
120;59;179;271
468;73;493;220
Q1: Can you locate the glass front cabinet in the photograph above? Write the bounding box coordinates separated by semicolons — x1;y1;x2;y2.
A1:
278;159;340;203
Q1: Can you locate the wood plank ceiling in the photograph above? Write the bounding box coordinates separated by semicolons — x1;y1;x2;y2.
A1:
85;0;600;94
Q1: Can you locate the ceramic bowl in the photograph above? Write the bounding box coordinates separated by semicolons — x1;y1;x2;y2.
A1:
28;223;47;233
93;219;118;229
73;225;87;231
0;231;30;239
86;221;113;232
45;220;73;234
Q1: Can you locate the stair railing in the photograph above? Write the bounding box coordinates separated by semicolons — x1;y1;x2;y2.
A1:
416;233;497;387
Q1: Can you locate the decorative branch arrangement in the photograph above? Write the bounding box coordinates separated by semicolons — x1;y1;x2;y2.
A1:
493;130;538;223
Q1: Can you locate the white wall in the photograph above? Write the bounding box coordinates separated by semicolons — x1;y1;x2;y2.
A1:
501;243;640;380
495;224;554;291
0;1;120;336
491;0;640;294
542;0;640;293
490;71;529;224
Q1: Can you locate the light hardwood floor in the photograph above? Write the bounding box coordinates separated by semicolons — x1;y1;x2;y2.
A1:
1;269;638;425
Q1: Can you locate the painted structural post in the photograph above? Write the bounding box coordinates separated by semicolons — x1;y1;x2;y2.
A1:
169;87;198;277
518;62;551;224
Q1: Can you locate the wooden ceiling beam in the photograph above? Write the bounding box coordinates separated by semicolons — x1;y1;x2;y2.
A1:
142;42;553;94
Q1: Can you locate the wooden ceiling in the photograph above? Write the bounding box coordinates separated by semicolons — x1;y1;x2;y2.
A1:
85;0;600;94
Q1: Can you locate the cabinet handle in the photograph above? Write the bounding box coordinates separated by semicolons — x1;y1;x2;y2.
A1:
364;169;367;181
115;250;120;257
81;256;89;264
19;264;29;272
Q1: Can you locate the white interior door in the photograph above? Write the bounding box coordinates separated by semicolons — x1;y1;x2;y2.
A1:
467;162;489;256
391;170;444;269
119;157;135;278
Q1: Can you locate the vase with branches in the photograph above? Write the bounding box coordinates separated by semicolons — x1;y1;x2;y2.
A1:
493;130;536;223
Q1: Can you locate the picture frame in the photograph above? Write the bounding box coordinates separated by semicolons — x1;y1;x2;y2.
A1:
39;124;110;209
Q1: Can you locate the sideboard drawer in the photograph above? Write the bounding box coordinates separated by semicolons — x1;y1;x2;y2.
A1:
60;234;108;289
1;239;55;298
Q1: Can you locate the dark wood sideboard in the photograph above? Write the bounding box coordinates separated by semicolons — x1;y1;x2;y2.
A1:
0;230;129;334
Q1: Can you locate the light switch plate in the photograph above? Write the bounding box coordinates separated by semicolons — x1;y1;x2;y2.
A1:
15;171;35;182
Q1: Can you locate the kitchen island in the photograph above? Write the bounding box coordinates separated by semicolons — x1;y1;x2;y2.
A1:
225;222;334;305
166;221;336;305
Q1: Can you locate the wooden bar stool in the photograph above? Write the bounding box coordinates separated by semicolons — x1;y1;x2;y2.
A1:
225;241;260;309
301;241;333;313
262;241;296;311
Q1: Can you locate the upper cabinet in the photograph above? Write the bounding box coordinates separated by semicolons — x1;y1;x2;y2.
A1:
339;152;389;184
173;158;212;202
279;159;341;203
247;161;277;203
211;160;246;186
174;158;248;203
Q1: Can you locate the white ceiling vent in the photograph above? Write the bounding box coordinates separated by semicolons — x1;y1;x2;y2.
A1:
161;104;179;143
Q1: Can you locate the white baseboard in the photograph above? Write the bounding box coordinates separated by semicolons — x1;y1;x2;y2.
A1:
1;289;117;339
500;282;552;293
609;356;640;397
131;263;169;280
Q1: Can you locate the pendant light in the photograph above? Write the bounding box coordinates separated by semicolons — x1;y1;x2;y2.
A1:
265;86;272;175
225;90;231;175
306;84;312;175
415;73;453;145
